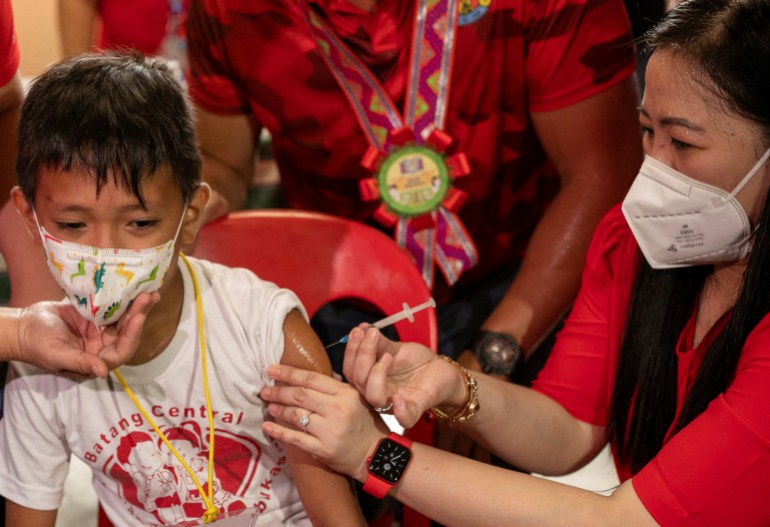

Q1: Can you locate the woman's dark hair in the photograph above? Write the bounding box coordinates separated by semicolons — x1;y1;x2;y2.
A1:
16;51;201;208
608;0;770;475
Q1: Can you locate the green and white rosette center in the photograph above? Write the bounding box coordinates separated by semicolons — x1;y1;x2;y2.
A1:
377;145;450;217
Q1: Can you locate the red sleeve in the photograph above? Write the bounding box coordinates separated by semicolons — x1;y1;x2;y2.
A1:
0;0;20;86
632;315;770;527
186;0;249;115
525;0;636;112
531;205;637;425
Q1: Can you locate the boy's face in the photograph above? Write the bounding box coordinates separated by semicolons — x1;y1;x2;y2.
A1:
12;164;209;291
21;165;190;248
13;167;208;249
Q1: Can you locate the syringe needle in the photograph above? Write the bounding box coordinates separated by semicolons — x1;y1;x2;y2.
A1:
324;298;436;349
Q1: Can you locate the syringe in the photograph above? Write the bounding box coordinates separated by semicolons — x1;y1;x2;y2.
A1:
324;298;437;348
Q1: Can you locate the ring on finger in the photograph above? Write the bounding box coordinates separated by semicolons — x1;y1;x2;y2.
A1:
298;411;313;433
374;401;394;414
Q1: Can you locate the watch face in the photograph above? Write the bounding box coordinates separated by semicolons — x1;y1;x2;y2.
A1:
368;438;412;483
477;332;521;374
482;339;517;367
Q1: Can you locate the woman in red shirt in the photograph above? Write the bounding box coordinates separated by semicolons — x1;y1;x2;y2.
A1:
260;0;770;525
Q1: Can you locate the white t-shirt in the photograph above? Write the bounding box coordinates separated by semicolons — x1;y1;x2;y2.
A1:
0;257;311;527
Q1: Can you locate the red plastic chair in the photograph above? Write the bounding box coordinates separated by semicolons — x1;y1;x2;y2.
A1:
193;210;436;527
194;210;438;355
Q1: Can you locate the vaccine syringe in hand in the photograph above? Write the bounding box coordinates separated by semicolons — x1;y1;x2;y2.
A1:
325;298;437;349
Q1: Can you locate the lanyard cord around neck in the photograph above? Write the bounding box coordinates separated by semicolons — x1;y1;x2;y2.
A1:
113;253;220;524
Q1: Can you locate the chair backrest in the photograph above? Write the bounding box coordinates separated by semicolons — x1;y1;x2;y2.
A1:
194;210;435;527
193;210;438;350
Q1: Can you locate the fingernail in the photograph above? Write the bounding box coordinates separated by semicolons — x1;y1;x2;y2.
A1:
260;387;271;399
366;328;377;340
349;328;363;343
266;365;280;378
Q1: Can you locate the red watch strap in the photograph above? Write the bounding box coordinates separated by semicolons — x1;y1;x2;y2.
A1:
363;433;413;499
362;471;392;499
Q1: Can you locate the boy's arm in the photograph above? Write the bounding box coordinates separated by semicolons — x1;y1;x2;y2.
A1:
278;310;366;527
6;501;57;527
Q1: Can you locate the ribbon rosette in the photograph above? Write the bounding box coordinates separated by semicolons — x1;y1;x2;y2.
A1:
359;127;477;287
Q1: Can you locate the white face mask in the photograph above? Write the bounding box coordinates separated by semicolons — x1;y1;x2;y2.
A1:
35;208;187;326
622;149;770;269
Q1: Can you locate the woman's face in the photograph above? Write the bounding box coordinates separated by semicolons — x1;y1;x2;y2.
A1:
640;49;770;224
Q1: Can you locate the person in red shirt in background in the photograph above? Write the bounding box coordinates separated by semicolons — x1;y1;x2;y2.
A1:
0;0;24;291
0;0;51;310
186;0;642;396
0;0;20;187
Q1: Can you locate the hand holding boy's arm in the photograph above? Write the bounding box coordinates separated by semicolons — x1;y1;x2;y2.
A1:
273;310;367;526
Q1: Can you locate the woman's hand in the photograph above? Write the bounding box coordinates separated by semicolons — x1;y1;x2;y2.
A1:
342;326;469;428
13;292;159;377
260;364;388;481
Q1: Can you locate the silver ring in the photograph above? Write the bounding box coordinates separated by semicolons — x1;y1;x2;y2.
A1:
374;401;394;414
298;412;313;433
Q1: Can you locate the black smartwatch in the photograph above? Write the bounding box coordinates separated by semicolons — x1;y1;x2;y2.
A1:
362;433;413;499
473;330;522;376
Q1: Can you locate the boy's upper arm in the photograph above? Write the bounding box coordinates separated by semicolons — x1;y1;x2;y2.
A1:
275;310;367;526
279;310;333;376
5;500;57;527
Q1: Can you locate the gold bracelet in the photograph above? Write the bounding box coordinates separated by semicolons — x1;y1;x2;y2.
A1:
430;355;480;423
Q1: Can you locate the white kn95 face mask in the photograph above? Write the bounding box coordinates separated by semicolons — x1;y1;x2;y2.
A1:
622;149;770;269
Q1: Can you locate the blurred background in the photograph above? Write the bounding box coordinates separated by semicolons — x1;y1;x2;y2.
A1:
10;0;59;77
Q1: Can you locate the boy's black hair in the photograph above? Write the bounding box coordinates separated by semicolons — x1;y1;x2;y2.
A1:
16;51;201;208
608;0;770;475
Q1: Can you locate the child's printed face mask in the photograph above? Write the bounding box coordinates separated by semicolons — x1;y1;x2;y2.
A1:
34;208;187;326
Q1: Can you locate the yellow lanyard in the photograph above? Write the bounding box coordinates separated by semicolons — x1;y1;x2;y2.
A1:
113;253;220;523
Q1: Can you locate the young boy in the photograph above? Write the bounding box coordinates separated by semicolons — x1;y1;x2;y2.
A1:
0;53;365;527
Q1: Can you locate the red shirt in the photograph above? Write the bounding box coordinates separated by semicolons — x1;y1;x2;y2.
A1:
533;205;770;526
0;0;19;85
187;0;635;297
98;0;187;56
